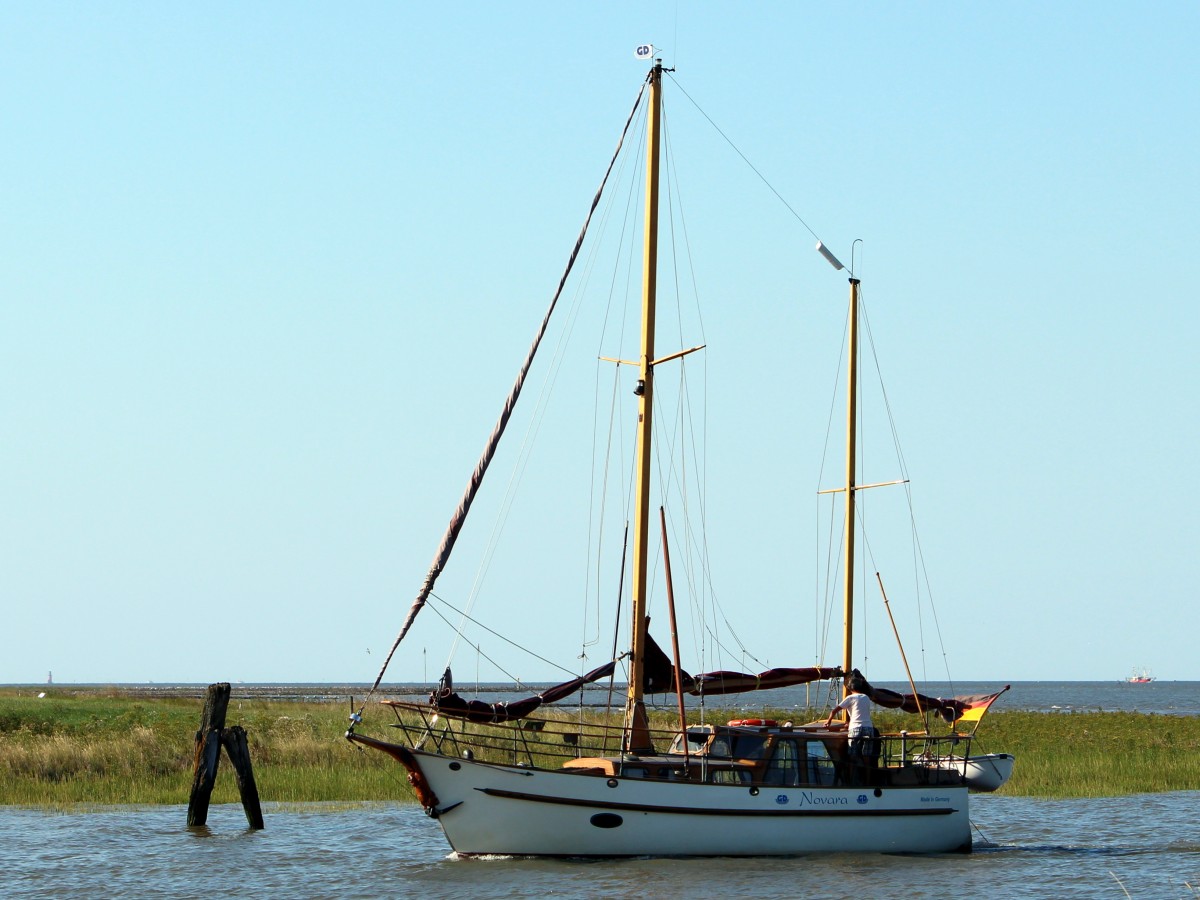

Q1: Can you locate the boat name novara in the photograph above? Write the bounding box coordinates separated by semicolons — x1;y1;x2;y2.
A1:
792;792;853;807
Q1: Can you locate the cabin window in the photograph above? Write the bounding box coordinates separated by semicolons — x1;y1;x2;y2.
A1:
729;734;770;760
621;766;648;779
761;739;837;786
764;739;801;786
805;740;836;786
669;728;713;755
708;736;731;758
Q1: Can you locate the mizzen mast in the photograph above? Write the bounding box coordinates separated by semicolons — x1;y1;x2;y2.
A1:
842;276;861;682
624;60;664;753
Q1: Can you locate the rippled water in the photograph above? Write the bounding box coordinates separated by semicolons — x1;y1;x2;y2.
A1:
2;795;1197;899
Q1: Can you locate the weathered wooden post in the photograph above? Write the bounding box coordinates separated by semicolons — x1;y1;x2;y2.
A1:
220;724;264;829
187;683;230;826
187;682;264;829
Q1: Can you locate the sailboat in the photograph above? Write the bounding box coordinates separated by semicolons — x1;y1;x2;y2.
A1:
347;60;1011;856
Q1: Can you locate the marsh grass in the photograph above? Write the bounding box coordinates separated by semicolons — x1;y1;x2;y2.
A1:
0;689;408;806
4;689;1200;805
968;709;1200;798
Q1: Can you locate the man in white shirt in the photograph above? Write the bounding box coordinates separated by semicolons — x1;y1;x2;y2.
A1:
824;671;877;783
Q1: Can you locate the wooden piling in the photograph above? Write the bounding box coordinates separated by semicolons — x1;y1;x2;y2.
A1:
186;683;264;830
187;683;230;827
220;725;264;829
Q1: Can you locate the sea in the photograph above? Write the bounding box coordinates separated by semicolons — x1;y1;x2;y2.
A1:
77;677;1200;718
2;681;1197;899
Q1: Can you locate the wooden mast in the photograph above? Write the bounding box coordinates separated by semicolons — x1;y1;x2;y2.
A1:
624;60;663;753
841;277;862;687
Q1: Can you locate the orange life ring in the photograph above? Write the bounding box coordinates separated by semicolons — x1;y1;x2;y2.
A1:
727;718;778;728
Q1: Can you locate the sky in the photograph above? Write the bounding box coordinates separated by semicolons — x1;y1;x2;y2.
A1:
2;3;1198;686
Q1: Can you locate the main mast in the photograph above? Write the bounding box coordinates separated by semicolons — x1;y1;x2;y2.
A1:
842;277;861;683
624;60;663;753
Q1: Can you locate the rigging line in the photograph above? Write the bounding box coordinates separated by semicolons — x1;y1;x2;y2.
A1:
653;384;765;671
603;523;632;726
581;364;617;651
856;289;952;683
859;291;912;482
815;314;850;493
584;107;648;653
816;499;830;665
860;297;937;686
599;110;648;543
461;121;641;664
661;480;765;674
587;363;628;651
646;371;701;645
663;470;757;667
661;114;718;672
360;75;651;708
596;93;648;362
661;103;693;357
907;505;955;684
680;250;712;674
666;72;822;244
814;306;850;665
489;102;650;655
650;131;730;667
426;594;580;679
816;490;841;665
424;601;522;683
662;101;714;671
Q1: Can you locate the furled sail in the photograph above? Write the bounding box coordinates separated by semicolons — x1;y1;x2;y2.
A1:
424;653;999;726
687;666;844;696
428;662;617;724
362;78;652;698
865;685;965;720
643;632;843;696
855;671;1011;723
426;633;845;725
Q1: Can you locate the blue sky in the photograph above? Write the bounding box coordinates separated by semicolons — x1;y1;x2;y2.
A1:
2;4;1198;685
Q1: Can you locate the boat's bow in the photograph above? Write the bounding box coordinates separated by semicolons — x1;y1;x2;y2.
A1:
345;730;441;812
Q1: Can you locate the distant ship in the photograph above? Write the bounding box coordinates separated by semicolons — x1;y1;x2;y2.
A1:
1125;667;1155;684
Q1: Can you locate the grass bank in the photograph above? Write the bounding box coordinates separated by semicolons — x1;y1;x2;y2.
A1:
3;688;1199;805
0;688;403;806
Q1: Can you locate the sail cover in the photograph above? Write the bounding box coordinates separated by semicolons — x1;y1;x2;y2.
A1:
642;632;843;696
426;640;845;724
428;661;617;724
865;685;963;720
426;655;1005;725
687;666;844;696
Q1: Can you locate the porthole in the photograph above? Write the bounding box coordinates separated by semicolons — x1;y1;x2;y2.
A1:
590;813;623;829
448;761;461;771
606;778;619;788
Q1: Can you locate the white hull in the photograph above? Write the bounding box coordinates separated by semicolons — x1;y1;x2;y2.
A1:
934;753;1015;793
412;750;971;856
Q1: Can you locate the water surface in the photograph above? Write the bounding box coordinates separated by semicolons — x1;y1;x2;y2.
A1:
2;794;1197;899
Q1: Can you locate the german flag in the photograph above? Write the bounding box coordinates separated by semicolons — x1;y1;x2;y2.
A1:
954;685;1011;729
